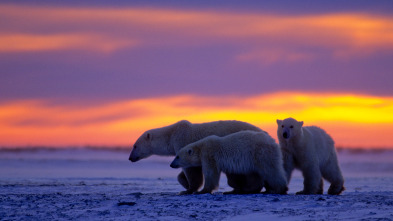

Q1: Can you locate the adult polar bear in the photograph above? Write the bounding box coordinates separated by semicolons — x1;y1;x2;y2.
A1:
276;117;345;195
129;120;263;194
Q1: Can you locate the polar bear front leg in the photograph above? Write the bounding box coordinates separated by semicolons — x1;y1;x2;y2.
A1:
317;178;324;194
178;167;203;195
197;165;220;194
177;171;189;189
282;150;295;183
297;165;322;195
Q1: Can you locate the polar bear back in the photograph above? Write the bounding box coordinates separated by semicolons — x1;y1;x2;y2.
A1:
205;131;281;175
303;126;336;164
190;120;263;139
172;120;263;153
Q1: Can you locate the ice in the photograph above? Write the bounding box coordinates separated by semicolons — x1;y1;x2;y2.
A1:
0;148;392;220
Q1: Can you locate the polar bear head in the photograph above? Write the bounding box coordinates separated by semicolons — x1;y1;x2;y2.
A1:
129;120;191;162
129;130;156;162
170;142;202;169
276;117;304;140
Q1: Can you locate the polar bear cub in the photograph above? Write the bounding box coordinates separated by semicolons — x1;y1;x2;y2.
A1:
276;117;345;195
170;131;288;194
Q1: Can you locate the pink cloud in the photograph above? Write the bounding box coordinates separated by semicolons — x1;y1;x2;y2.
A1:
1;5;392;59
0;34;138;52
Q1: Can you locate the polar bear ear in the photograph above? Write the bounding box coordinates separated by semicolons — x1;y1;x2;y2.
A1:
298;121;304;127
276;119;282;125
146;133;151;140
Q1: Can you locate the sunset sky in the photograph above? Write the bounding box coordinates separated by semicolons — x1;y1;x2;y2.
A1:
1;1;393;148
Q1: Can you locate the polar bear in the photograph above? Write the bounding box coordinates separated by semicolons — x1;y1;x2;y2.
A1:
276;117;345;195
170;131;288;194
129;120;263;194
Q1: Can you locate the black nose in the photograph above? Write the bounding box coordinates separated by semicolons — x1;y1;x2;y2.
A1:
170;161;179;168
170;156;180;168
129;154;139;162
283;132;288;139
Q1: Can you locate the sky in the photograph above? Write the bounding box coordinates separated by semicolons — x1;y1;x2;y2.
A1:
1;1;393;148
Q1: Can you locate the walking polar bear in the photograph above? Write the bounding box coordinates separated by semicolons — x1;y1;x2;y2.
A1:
129;120;263;194
170;131;288;194
276;117;345;195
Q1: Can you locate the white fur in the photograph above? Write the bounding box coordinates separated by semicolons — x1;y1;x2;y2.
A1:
129;120;262;194
129;120;262;161
173;131;288;194
277;117;345;195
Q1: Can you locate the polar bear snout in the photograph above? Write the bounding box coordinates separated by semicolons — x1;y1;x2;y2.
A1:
170;156;180;168
283;128;291;139
129;146;140;162
129;154;139;162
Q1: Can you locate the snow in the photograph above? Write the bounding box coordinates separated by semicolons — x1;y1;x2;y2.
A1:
0;148;393;220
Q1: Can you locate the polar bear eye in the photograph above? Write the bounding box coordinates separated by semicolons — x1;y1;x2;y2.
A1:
290;125;294;128
146;133;151;140
281;125;284;128
187;149;192;155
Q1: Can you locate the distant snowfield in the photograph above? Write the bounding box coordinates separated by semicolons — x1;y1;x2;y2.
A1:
0;148;392;220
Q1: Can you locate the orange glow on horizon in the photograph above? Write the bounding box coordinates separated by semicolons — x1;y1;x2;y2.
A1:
0;92;392;149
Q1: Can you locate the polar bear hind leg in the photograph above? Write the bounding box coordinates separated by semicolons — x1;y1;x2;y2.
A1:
259;165;288;195
321;160;345;195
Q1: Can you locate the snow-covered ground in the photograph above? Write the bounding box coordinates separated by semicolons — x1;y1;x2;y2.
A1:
0;148;392;220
